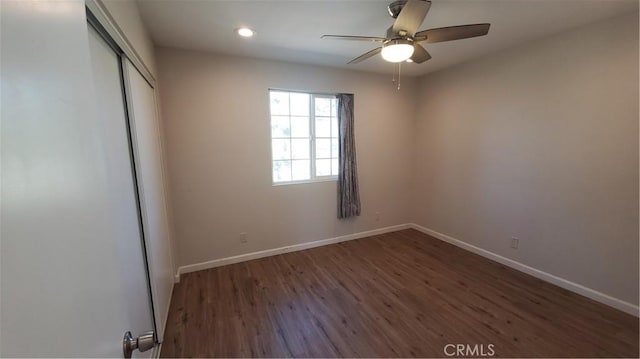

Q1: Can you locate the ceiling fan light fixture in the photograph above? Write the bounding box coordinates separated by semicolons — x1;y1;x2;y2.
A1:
381;39;414;63
236;27;255;38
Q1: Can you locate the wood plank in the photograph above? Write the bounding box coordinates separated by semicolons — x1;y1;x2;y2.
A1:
161;229;639;358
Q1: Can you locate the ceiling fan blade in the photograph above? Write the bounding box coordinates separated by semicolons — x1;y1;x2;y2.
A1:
348;47;382;64
321;35;386;42
416;23;490;43
392;0;431;37
410;44;431;63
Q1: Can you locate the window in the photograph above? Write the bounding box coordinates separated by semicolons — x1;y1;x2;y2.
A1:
270;90;339;184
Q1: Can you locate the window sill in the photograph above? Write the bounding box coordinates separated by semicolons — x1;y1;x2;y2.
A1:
272;177;338;186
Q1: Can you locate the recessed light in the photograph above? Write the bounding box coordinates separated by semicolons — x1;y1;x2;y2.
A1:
236;27;255;38
406;58;414;63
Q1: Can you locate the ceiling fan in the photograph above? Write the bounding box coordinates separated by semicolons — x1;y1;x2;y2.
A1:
321;0;490;65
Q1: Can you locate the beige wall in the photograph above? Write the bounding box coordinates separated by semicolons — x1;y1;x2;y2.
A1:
156;48;417;267
412;13;639;305
156;12;638;307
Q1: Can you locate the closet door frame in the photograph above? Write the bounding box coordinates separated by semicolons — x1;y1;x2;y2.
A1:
86;12;160;345
86;1;174;344
85;0;156;87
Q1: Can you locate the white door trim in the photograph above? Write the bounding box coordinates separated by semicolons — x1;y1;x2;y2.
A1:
84;0;155;88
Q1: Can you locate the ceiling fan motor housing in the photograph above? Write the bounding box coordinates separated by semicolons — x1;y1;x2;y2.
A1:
387;0;408;18
387;27;409;40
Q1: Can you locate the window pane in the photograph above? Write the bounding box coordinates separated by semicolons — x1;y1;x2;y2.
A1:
290;93;309;116
292;160;310;181
291;139;310;159
316;138;331;158
331;117;338;137
273;160;291;182
291;116;309;137
270;91;342;184
315;117;331;138
315;97;331;116
270;91;289;115
272;139;290;160
271;116;290;137
316;159;331;177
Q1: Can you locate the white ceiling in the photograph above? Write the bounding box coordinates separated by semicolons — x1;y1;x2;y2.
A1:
137;0;638;77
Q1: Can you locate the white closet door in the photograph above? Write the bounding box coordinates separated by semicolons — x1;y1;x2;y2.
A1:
124;60;174;341
0;0;156;354
87;26;156;357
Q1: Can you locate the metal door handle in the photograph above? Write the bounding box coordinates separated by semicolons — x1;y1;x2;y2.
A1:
123;330;155;358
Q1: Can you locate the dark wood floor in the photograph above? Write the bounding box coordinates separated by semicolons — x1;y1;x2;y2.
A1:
161;229;639;358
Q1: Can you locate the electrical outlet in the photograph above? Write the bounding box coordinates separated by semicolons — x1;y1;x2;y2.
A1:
375;212;380;222
240;232;248;243
510;237;519;249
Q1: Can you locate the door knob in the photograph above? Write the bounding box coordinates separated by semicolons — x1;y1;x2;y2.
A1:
123;330;155;358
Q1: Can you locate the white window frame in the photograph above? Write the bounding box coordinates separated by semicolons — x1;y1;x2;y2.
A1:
269;89;339;185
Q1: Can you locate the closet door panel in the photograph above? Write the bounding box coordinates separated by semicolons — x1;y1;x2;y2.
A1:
124;60;174;340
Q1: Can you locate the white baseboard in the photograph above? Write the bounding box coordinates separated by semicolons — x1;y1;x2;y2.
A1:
409;223;639;317
176;224;411;277
173;222;638;317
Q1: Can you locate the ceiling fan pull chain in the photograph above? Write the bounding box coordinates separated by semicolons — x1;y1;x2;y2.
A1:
397;62;402;91
392;63;396;84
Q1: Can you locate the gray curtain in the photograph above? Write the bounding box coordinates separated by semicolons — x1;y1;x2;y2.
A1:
337;94;361;219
